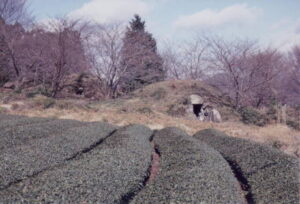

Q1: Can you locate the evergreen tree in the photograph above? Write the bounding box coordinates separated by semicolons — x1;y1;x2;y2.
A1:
0;18;11;85
120;14;164;92
129;14;145;31
0;34;10;85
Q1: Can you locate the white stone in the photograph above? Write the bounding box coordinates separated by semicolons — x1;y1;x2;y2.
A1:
190;95;204;104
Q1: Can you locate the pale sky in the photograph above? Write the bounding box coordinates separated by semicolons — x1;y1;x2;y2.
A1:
28;0;300;51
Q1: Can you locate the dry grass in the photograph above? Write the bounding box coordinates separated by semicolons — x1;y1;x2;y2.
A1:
5;103;299;157
1;80;299;157
131;80;239;121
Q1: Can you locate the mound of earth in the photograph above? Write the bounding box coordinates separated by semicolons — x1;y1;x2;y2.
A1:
133;80;235;119
0;114;298;203
103;80;238;121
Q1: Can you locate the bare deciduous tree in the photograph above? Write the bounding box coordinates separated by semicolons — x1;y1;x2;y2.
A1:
181;38;209;80
44;18;89;97
276;45;300;105
0;33;10;85
0;0;31;25
290;45;300;88
0;18;25;81
162;38;208;80
206;37;282;108
0;16;90;97
0;0;32;84
161;42;183;80
16;18;90;97
205;37;256;108
246;49;283;107
85;23;126;98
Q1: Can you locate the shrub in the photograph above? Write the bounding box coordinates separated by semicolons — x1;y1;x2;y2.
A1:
0;74;9;87
266;105;277;122
26;87;51;98
133;127;245;203
137;107;153;114
271;140;285;149
287;120;300;131
194;129;299;204
26;91;39;98
239;107;267;126
13;88;22;94
294;105;300;111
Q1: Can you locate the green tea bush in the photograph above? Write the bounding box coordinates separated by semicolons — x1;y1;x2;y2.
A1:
194;129;300;204
133;127;244;203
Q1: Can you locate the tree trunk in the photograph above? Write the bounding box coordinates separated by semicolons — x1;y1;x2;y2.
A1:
10;52;20;78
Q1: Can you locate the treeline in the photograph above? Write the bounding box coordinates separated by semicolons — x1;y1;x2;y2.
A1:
163;37;300;107
0;0;164;98
0;0;299;109
0;18;89;97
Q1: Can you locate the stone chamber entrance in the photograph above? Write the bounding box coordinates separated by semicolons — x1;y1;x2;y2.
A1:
190;94;204;118
193;104;203;118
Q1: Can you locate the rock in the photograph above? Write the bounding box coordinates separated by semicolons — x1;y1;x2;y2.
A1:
3;82;15;89
212;108;222;122
202;105;222;122
187;95;222;122
190;94;204;104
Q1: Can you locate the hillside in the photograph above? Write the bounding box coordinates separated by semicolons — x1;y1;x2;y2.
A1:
131;80;238;120
0;80;299;157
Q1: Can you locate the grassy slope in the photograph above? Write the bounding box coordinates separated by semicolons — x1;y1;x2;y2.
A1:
0;80;299;157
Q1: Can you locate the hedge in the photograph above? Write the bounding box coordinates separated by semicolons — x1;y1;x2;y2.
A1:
0;122;116;189
132;127;245;203
0;125;153;203
0;115;53;130
0;118;88;151
194;128;300;204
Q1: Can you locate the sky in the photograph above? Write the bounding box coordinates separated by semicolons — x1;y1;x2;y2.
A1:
28;0;300;51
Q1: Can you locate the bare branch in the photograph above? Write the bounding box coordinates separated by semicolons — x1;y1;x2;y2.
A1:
0;0;32;25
